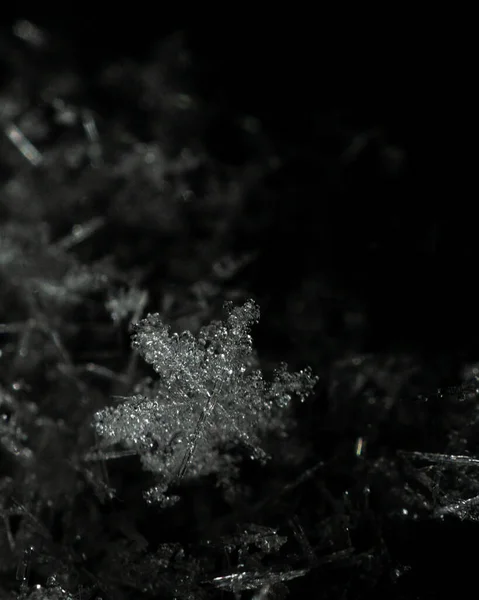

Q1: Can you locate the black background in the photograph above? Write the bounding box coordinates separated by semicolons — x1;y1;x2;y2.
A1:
1;13;477;599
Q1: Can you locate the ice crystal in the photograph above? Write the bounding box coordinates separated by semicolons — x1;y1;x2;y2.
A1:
106;287;149;326
0;222;110;311
211;566;310;592
19;584;75;600
93;300;317;503
0;386;35;464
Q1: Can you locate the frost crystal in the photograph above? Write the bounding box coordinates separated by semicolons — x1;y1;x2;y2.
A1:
93;300;317;503
106;286;149;325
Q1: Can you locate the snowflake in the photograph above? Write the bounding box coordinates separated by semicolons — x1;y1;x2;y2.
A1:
93;300;317;504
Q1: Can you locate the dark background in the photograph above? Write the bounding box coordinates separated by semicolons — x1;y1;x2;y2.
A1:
1;13;477;599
